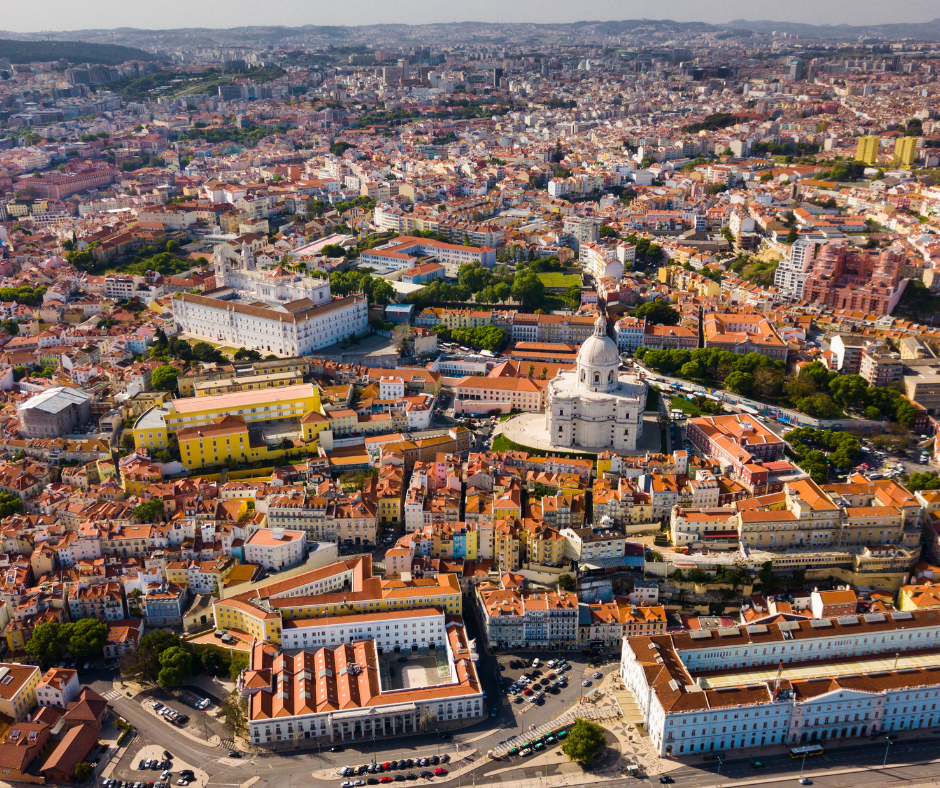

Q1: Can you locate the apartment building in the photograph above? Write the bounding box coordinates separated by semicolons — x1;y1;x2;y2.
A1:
244;527;306;571
477;588;579;650
36;667;79;708
702;312;787;361
0;664;40;722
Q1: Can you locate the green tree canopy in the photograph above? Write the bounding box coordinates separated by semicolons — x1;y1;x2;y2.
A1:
132;499;165;523
24;622;69;664
557;573;576;592
634;300;680;326
0;493;23;519
127;630;183;682
151;365;180;392
511;270;546;310
158;646;193;687
561;719;607;763
68;619;108;658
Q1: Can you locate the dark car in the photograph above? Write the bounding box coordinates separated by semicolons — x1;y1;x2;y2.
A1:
176;715;189;725
331;746;344;753
430;757;439;766
368;781;379;785
394;777;406;783
420;773;433;780
658;778;673;784
406;775;418;782
163;752;172;760
440;755;450;764
441;734;451;741
405;760;414;769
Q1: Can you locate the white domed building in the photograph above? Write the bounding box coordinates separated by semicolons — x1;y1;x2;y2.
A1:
545;316;647;451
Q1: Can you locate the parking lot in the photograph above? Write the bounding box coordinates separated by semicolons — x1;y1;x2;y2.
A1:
336;753;452;785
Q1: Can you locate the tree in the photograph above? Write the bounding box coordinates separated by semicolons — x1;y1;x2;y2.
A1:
724;371;754;396
24;622;68;664
128;630;183;682
68;618;107;658
74;763;94;783
557;574;576;592
511;270;545;310
369;279;393;306
198;649;225;676
0;493;23;519
634;300;680;326
192;342;223;362
233;348;262;362
561;719;607;763
0;320;18;336
132;499;165;523
151;365;180;392
158;646;193;687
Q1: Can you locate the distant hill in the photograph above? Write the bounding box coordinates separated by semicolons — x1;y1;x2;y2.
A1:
0;38;158;65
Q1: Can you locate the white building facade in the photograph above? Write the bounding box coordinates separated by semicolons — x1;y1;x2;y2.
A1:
173;291;368;356
621;610;940;758
546;317;647;452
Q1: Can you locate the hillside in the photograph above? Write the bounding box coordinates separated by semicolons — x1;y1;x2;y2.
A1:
0;39;158;65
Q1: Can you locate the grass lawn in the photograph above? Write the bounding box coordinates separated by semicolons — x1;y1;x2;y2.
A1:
492;431;597;462
536;272;581;289
669;396;722;418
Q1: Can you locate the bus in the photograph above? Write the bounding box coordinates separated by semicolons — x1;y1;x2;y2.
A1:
790;745;824;758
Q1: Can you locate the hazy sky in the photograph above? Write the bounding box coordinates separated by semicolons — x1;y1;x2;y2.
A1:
0;0;936;31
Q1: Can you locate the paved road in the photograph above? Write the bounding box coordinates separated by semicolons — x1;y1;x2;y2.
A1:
96;666;940;788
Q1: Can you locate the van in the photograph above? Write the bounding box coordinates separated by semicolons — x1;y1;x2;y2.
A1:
532;658;540;668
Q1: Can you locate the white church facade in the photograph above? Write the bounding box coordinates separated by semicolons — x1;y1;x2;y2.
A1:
545;316;647;452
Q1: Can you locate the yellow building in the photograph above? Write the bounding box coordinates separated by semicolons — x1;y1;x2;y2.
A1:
164;383;322;434
301;410;331;442
132;406;171;453
856;135;880;166
894;136;918;169
178;415;250;470
898;583;940;612
0;663;40;721
193;370;303;397
212;557;461;645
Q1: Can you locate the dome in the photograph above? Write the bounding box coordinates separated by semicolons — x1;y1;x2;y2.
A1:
577;332;620;368
576;316;621;394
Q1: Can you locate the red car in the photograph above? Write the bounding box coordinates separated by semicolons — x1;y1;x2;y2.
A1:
434;769;448;776
547;673;556;680
383;764;391;770
380;778;393;784
523;688;532;696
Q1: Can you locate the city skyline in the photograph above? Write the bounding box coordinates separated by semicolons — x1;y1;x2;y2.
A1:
0;0;937;33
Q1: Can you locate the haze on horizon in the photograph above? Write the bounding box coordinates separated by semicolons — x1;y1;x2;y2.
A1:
0;0;936;33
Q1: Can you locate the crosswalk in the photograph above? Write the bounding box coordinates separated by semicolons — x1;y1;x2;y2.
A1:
103;689;123;701
218;738;236;750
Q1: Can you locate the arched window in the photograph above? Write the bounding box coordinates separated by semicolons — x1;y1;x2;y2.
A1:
593;373;600;384
608;371;614;383
580;370;585;382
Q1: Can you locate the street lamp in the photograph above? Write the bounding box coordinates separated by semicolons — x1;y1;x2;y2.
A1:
799;752;807;777
715;756;723;788
883;737;892;767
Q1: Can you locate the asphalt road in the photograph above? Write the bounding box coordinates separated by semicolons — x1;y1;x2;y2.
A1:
94;664;940;788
